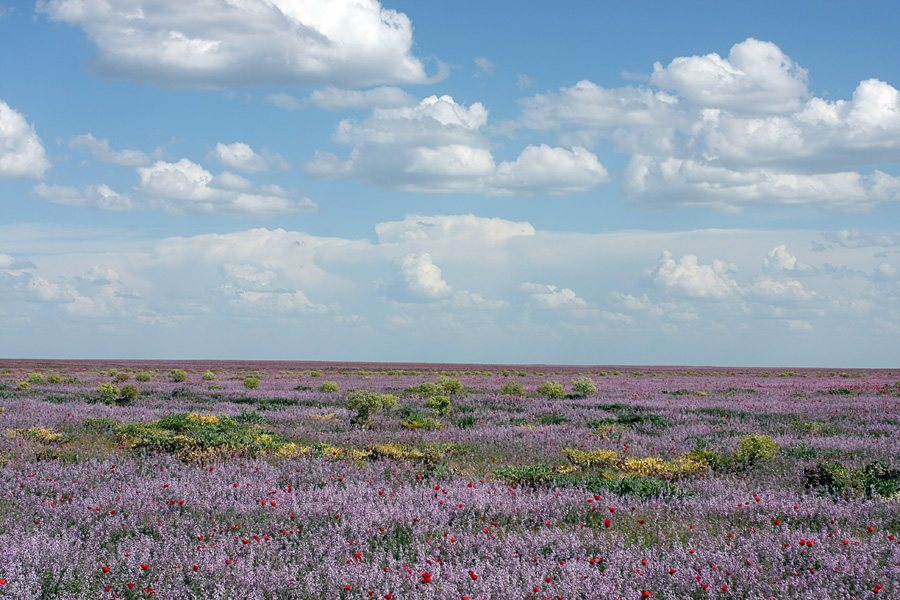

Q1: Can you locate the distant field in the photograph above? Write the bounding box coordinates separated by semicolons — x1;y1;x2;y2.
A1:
1;361;898;599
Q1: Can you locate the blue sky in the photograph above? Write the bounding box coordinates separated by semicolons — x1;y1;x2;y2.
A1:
1;0;898;367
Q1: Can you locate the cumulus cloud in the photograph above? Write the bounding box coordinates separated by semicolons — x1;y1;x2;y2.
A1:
763;245;811;274
137;158;316;216
650;38;810;114
208;142;286;173
306;94;608;195
36;0;438;87
67;133;153;166
390;251;453;302
747;277;816;303
514;39;900;211
0;100;50;178
519;282;589;309
651;251;738;299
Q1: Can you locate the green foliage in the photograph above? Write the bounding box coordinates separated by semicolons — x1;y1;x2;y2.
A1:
535;413;569;425
494;463;556;487
46;373;62;384
135;371;152;382
425;395;452;415
454;414;478;429
346;390;398;425
114;372;131;383
803;461;900;499
571;376;597;397
580;475;692;499
536;381;566;399
616;413;670;428
201;370;216;381
499;381;526;395
318;381;340;393
243;376;260;390
436;375;463;395
402;417;443;430
95;383;121;402
413;382;442;397
27;372;46;384
734;434;779;464
171;369;187;383
119;384;140;404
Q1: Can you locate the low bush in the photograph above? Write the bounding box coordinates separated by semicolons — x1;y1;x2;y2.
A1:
318;381;340;393
572;376;597;397
499;381;526;395
537;381;566;399
425;395;452;415
243;376;261;390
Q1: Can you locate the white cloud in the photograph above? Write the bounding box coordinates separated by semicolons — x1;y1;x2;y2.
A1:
651;251;738;299
265;86;418;111
650;38;810;114
517;73;532;89
376;214;535;245
307;94;608;196
391;251;453;301
747;277;816;303
67;133;153;166
763;245;810;274
0;100;49;179
33;182;136;210
208;142;286;173
36;0;437;88
474;57;496;77
137;158;316;216
519;282;589;309
514;39;900;211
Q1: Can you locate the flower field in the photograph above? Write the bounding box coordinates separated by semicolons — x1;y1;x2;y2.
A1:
1;360;898;600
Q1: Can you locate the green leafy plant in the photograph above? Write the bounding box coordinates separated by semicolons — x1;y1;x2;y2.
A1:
135;371;152;382
436;375;463;395
95;383;121;402
734;434;779;464
119;384;140;404
201;370;216;381
318;381;340;393
346;390;398;426
499;381;525;395
571;376;597;397
243;376;260;390
537;381;566;399
171;369;187;383
425;395;452;415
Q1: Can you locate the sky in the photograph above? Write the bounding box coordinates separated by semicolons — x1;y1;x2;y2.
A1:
1;0;899;367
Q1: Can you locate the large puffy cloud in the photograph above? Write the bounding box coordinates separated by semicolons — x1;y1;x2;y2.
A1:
0;100;50;179
389;251;453;302
650;38;810;114
376;214;535;245
137;158;316;215
651;251;738;299
36;0;436;87
515;39;900;211
306;95;608;195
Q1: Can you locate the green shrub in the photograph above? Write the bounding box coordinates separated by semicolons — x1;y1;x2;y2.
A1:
572;376;597;397
243;376;260;390
803;461;900;498
734;434;779;464
402;417;443;430
414;382;442;397
537;381;566;399
96;383;121;402
115;372;131;382
27;372;46;384
500;381;526;395
120;384;140;403
437;375;463;395
454;415;478;429
171;369;187;383
346;390;398;426
425;395;452;415
318;381;340;393
494;463;556;487
201;370;216;381
46;373;62;384
135;371;152;382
